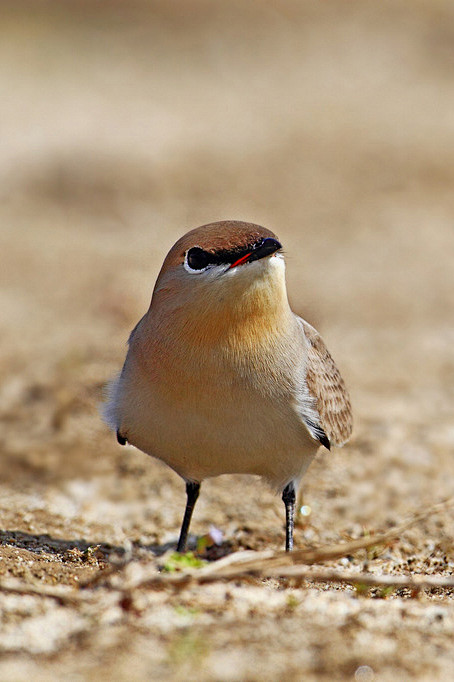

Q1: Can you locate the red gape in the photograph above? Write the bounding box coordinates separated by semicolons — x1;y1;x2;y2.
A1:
228;252;252;269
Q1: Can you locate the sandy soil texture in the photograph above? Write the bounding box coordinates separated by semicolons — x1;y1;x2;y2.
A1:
1;1;454;680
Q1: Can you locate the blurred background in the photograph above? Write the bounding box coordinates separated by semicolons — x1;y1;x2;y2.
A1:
1;0;454;678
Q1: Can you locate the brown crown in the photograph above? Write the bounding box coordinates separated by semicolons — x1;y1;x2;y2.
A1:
160;220;280;271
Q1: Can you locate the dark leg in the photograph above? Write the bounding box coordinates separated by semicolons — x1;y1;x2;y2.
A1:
282;482;296;552
176;481;200;553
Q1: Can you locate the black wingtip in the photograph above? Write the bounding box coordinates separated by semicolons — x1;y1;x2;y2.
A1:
319;433;331;451
116;430;127;445
305;419;331;451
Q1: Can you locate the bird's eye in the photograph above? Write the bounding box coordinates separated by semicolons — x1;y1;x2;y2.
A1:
186;247;211;271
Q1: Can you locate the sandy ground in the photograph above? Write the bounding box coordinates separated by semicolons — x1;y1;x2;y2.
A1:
1;1;454;679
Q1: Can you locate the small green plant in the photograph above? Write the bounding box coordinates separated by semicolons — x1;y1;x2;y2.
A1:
173;605;200;617
377;585;396;599
354;582;370;597
167;630;208;666
286;593;299;611
162;551;206;572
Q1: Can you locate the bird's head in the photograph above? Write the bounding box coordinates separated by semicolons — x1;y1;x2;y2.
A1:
155;220;283;302
145;221;290;345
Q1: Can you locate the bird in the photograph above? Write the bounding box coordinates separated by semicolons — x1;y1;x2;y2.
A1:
103;220;352;552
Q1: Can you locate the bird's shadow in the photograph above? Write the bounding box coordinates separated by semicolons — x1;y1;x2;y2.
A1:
0;529;124;559
0;530;233;562
141;535;235;560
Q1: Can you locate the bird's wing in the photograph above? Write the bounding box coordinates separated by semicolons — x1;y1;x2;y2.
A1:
298;318;353;448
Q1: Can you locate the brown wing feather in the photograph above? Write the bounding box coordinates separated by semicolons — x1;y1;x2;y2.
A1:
300;319;353;447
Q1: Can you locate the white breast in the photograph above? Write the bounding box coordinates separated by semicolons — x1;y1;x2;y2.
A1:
108;325;319;490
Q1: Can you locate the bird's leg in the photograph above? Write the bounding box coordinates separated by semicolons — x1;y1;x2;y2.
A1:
282;481;296;552
176;481;200;553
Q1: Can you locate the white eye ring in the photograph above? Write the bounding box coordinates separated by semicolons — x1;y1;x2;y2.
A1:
184;247;211;274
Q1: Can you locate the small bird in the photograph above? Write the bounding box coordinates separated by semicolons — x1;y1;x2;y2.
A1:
103;221;352;552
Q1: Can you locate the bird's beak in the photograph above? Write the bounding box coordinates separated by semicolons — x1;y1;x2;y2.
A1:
228;238;282;270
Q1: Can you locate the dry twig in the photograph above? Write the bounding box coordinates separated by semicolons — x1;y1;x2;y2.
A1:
0;578;88;604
